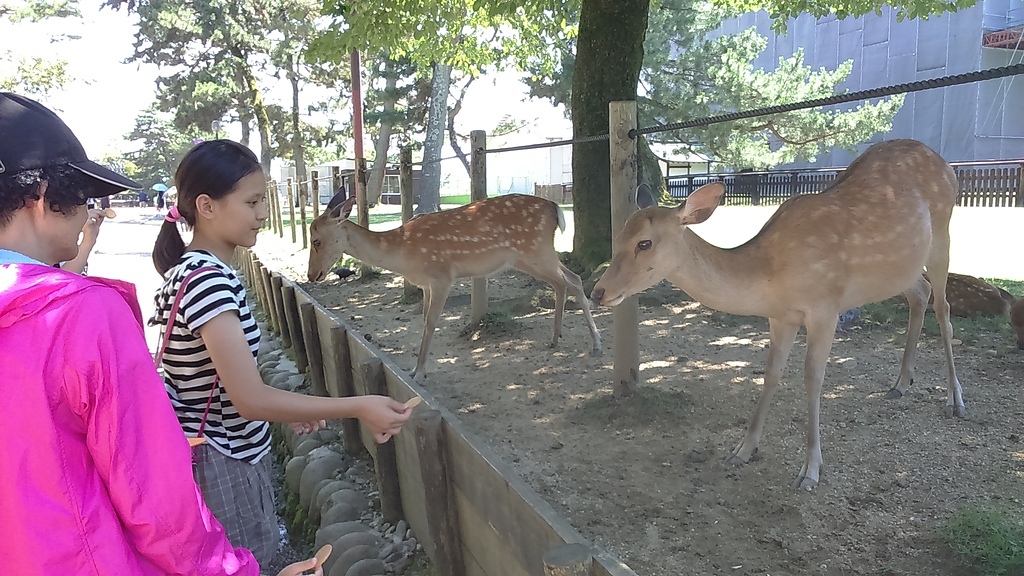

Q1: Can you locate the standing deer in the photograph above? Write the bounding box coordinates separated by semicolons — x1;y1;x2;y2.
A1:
307;193;603;378
590;139;964;489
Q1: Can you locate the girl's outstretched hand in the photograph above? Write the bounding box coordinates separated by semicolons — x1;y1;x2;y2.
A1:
276;557;322;576
356;395;413;443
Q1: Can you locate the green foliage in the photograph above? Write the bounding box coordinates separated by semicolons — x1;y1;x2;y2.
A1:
642;0;904;169
0;0;78;97
941;504;1024;576
711;0;979;32
123;105;211;189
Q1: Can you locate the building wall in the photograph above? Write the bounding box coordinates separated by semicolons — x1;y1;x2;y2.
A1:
715;1;1024;167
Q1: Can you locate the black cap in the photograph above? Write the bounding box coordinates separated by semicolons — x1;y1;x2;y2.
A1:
0;92;142;197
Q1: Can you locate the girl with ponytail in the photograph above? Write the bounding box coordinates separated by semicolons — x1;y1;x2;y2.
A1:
151;140;412;564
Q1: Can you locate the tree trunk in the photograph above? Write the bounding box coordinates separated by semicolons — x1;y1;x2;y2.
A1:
235;49;273;176
417;62;451;214
447;75;475;177
239;108;252;147
367;63;399;205
289;52;307;203
571;0;649;269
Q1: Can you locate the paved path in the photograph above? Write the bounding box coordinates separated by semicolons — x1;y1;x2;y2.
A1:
86;207;167;349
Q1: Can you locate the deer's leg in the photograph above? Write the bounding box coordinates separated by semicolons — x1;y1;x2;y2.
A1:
887;274;930;399
412;282;453;379
926;248;965;417
727;318;799;466
792;313;838;490
559;263;602;356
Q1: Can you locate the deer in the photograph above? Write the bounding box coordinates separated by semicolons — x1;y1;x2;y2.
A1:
307;192;603;379
590;139;965;489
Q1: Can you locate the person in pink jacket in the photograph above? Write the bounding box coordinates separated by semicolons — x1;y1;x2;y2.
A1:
0;92;321;576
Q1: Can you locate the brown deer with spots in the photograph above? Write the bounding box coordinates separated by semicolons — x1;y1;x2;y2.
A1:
590;139;964;489
308;193;603;379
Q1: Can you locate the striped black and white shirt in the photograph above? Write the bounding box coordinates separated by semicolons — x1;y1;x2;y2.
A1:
150;250;270;464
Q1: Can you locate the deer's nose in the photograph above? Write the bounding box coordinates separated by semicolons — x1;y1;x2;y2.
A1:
590;287;605;305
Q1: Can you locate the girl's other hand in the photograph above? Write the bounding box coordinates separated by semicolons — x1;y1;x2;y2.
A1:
288;419;326;436
356;396;413;443
276;557;322;576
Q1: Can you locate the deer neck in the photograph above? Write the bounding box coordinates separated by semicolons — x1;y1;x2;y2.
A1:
338;222;408;272
666;228;771;317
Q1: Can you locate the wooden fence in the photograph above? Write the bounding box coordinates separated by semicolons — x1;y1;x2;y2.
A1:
666;159;1024;207
237;247;637;576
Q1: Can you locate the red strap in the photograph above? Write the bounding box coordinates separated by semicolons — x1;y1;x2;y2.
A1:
155;265;221;437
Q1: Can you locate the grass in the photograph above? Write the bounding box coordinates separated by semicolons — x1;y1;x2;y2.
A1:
940;504;1024;576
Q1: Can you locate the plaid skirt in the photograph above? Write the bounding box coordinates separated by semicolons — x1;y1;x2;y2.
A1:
193;444;279;565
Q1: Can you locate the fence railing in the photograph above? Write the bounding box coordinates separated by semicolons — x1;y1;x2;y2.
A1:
666;159;1024;207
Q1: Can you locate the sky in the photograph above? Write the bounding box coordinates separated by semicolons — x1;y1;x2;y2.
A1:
2;1;574;191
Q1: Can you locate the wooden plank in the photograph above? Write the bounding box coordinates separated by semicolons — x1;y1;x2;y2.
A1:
330;325;364;457
360;358;404;524
298;301;326;396
411;410;467;576
314;307;341;397
281;283;307;374
270;274;291;347
454;486;530;576
261;265;278;331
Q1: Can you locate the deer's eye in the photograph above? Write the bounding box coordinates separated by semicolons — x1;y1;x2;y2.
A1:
312;240;321;250
637;240;652;251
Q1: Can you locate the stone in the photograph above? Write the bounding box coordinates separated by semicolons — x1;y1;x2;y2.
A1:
315;481;357;516
334;531;384;554
315;521;370;550
330;489;370;515
299;453;346;509
276;359;298;373
294;436;324;458
317;429;341;443
344;558;387;576
284;374;305;391
269;372;292;387
321;502;360;526
327;544;377;576
308;478;337;523
284;455;307;494
307;445;341;462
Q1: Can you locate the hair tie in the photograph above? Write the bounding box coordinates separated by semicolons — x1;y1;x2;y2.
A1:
165;205;182;224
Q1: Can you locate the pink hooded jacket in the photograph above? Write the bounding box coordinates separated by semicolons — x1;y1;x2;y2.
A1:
0;263;259;575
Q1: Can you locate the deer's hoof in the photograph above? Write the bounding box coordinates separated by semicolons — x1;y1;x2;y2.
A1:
884;388;904;400
946;404;967;418
725;447;754;467
792;475;819;490
590;347;603;358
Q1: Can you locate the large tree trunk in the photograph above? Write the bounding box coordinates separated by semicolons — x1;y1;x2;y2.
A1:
289;53;307;203
367;63;399;205
234;49;273;175
417;62;451;214
571;0;649;269
239;108;252;147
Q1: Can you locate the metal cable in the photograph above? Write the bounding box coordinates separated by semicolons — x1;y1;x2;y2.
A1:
413;154;462;167
485;132;610;154
633;62;1024;137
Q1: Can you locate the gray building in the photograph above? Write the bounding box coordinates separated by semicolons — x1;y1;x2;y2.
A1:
716;0;1024;166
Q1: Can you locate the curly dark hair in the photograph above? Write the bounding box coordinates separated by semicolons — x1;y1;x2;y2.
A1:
0;165;95;227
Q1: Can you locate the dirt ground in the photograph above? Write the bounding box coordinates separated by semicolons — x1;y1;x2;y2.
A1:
253;233;1024;576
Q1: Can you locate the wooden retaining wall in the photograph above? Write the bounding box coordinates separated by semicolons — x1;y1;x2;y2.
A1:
237;248;637;576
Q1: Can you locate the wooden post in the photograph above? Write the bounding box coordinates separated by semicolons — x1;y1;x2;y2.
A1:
281;285;307;373
287;177;296;243
1016;163;1024;207
311;170;320;219
249;254;265;308
411;410;466;576
543;543;593;576
469;129;488;325
264;182;274;230
608;101;640;397
329;326;365;456
299;176;308;249
298;302;326;396
260;264;278;331
400;147;419;303
273;181;284;238
355;157;371;277
270;274;291;347
332;166;341;198
358;358;404;524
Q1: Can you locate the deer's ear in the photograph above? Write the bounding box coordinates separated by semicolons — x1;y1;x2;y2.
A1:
677;182;724;225
635;183;657;209
325;191;348;214
328;196;356;220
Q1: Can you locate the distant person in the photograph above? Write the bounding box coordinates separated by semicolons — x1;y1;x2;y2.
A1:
151;140;412;563
0;93;323;576
156;188;166;212
138;189;149;207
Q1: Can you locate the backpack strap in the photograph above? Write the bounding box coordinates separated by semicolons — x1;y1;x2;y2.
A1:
155;265;222;439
